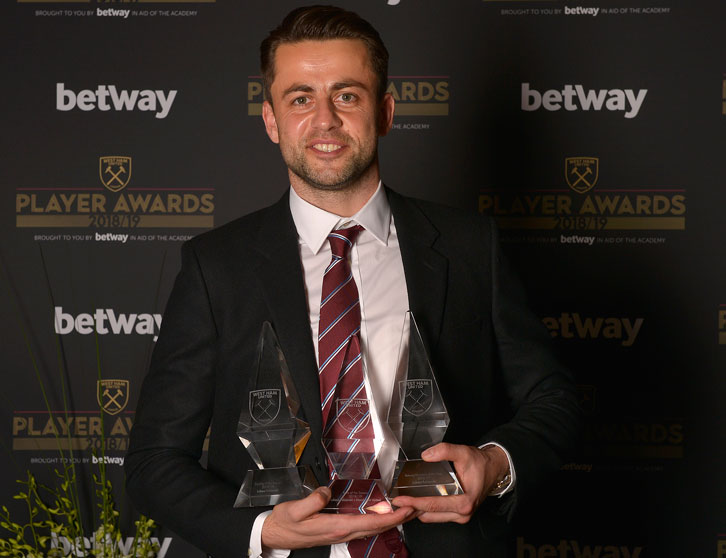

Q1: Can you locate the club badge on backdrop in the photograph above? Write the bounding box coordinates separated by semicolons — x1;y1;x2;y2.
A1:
565;157;599;194
99;156;132;192
97;379;130;416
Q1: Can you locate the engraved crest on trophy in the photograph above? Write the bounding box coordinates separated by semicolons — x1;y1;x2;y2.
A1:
402;380;432;417
387;311;464;498
250;389;281;425
234;322;319;507
336;398;371;432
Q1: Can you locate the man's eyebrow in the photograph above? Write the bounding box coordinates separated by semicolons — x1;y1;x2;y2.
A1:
281;80;369;98
331;80;368;91
282;83;315;97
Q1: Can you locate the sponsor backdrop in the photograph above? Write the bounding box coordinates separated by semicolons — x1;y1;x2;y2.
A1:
0;0;723;556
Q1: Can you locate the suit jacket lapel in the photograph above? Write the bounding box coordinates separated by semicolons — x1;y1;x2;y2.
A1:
249;194;324;452
387;187;448;353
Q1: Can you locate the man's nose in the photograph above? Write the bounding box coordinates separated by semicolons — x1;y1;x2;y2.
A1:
311;98;342;131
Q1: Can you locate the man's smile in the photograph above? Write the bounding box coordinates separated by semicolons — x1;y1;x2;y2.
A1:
311;143;344;153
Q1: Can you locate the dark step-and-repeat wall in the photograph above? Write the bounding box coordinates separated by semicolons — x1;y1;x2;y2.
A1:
1;1;724;557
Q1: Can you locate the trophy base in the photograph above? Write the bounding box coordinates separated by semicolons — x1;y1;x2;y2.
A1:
389;459;463;498
323;478;393;515
234;466;318;507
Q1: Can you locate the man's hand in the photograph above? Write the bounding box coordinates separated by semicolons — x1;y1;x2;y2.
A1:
261;486;415;550
391;443;510;524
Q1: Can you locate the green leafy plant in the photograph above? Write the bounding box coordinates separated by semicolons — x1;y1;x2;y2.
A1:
0;251;161;557
0;466;159;557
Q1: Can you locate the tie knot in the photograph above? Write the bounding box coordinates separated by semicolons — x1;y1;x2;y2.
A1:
327;225;363;259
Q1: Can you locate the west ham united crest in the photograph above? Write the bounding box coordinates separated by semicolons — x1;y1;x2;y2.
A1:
401;379;433;417
336;398;370;433
565;157;599;194
249;389;281;425
99;156;132;192
97;379;129;415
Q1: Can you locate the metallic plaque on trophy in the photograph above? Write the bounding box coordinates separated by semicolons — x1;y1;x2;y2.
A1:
321;337;392;514
234;322;319;507
387;311;464;498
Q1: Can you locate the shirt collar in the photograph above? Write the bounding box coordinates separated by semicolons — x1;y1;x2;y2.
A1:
289;181;391;255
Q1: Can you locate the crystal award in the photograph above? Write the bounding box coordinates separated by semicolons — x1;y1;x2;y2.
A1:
321;335;392;514
234;322;319;507
387;311;464;498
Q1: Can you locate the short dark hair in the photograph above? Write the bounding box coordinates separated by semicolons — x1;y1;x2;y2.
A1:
260;5;389;103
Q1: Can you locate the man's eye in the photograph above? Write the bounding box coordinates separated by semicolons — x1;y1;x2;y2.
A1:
293;97;308;105
339;93;355;102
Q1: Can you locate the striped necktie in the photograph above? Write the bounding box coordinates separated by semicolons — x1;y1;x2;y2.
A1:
317;225;408;558
318;225;375;466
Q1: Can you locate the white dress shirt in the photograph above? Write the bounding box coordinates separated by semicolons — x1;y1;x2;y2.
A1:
248;183;514;558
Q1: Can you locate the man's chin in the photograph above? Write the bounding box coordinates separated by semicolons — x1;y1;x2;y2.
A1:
301;179;356;192
292;168;362;192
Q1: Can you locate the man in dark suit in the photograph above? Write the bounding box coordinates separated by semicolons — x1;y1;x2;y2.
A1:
125;6;581;558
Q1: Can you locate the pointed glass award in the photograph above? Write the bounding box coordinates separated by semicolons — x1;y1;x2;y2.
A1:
234;322;319;507
387;311;464;498
321;336;392;514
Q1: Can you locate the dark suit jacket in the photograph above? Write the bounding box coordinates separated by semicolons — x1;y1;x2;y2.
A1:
125;187;581;558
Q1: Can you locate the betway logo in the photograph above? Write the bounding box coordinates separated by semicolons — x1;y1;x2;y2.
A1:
95;232;128;243
96;7;130;18
521;83;647;118
56;83;177;119
517;537;643;558
92;455;124;466
564;6;599;16
54;307;162;342
51;531;171;557
542;313;643;346
561;234;594;246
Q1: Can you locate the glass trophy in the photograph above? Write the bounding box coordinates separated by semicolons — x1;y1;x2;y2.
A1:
321;337;392;514
234;322;319;507
387;311;464;498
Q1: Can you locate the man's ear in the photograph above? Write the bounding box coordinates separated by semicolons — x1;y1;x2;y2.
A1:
378;92;395;137
262;101;280;144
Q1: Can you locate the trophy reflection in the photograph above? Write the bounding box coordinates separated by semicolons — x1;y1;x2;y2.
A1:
387;311;464;498
234;322;318;507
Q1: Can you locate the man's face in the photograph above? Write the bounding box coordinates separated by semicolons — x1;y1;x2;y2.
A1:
262;39;394;192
